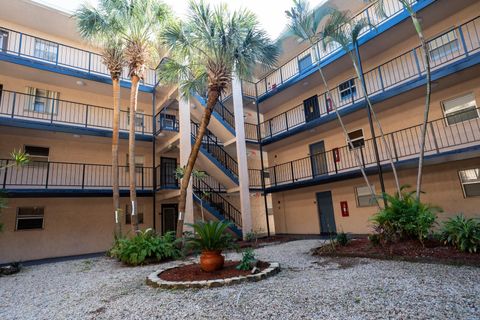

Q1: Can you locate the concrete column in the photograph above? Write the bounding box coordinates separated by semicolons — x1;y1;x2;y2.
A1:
232;73;252;238
179;96;194;229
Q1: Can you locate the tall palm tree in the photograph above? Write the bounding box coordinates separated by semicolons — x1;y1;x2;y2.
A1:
158;0;279;238
82;0;170;233
285;0;380;209
322;9;402;200
370;0;432;200
75;2;126;237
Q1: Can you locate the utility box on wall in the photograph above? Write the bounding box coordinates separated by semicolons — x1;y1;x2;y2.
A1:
340;201;349;217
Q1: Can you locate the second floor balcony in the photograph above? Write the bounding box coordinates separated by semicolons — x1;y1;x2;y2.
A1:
0;89;153;139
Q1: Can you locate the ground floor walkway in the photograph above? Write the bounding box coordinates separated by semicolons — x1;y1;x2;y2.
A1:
0;240;478;319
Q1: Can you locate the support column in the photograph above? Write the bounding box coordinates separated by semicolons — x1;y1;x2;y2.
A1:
179;96;194;229
232;74;252;238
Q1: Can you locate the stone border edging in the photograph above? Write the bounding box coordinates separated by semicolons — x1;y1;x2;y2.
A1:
146;262;281;289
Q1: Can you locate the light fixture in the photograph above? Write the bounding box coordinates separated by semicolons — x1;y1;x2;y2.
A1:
73;134;81;138
76;80;86;86
303;81;309;86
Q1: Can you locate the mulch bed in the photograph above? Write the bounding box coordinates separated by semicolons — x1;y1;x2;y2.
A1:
159;261;269;282
313;238;480;267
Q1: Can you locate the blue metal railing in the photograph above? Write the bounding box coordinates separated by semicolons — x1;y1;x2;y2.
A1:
1;159;153;190
0;90;153;135
0;26;157;87
154;107;179;135
258;16;480;142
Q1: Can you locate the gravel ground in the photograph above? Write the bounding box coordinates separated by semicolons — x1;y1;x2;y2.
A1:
1;240;479;320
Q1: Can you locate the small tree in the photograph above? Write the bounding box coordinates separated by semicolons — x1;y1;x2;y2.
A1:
158;0;279;238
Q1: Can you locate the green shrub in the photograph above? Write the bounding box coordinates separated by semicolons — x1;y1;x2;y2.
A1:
245;231;257;242
370;186;440;243
441;215;480;253
335;232;349;246
237;248;256;271
185;220;237;252
110;229;180;266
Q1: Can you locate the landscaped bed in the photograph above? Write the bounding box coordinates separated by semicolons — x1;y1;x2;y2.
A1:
313;238;480;267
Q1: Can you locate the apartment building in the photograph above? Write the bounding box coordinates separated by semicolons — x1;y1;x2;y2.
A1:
0;0;479;263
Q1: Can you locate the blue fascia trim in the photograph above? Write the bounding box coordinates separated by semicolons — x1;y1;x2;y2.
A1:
257;0;436;103
193;194;242;237
0;118;153;142
0;53;154;93
264;144;480;194
192;93;236;136
5;189;153;198
261;52;480;146
193;137;239;185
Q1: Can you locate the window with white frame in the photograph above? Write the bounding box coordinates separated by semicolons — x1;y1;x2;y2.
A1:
125;203;144;224
34;38;57;62
347;129;365;149
25;87;59;114
459;168;480;198
428;29;459;63
442;93;478;125
355;185;377;207
24;145;49;162
339;78;357;101
16;207;44;230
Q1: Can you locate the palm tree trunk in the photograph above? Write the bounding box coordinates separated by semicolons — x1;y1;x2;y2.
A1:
351;48;402;199
112;78;121;237
129;75;140;233
412;14;431;201
312;45;381;210
176;89;220;238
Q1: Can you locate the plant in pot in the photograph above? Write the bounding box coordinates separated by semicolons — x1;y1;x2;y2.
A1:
185;220;237;272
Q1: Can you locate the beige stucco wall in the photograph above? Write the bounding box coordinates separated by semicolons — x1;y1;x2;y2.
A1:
0;197;153;263
272;158;480;235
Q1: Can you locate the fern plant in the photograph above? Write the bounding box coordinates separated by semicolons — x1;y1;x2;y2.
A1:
185;220;237;252
370;186;440;244
441;215;480;253
110;229;180;266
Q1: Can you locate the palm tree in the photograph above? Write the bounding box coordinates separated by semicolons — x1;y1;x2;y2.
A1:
322;9;402;200
80;0;170;233
75;2;126;237
370;0;432;200
158;0;279;238
285;0;380;209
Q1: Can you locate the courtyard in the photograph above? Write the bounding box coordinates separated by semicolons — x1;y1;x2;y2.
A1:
1;240;478;320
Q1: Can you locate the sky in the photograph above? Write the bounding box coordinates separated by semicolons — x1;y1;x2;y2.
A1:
32;0;327;39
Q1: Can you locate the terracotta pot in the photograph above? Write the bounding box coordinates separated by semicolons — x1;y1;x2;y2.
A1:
200;250;224;272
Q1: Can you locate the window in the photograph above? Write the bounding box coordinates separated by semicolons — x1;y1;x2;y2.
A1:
298;54;312;73
34;38;57;62
442;93;478;125
125;154;144;173
127;109;145;128
347;129;365;149
355;185;377;207
24;145;49;162
459;168;480;198
339;79;356;101
0;29;8;52
25;87;59;114
125;204;144;224
428;29;459;62
16;207;44;230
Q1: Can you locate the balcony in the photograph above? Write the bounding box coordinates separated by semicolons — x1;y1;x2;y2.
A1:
0;27;157;92
1;159;154;196
263;108;480;192
258;16;480;145
0;90;153;139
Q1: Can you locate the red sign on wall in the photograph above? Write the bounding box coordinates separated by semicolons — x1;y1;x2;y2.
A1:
326;97;333;112
340;201;349;217
333;148;340;162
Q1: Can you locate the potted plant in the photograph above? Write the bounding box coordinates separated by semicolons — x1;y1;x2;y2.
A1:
185;220;237;272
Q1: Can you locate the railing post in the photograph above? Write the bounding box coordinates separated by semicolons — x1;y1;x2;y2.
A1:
390;134;399;162
11;92;16;118
429;122;439;153
279;67;284;85
332;150;338;174
45;162;50;189
285;112;289;131
2;160;8;189
55;43;59;65
290;161;294;183
81;164;86;189
50;99;55;123
18;33;23;56
273;165;277;187
457;26;469;57
269;120;273;138
413;48;422;76
88;52;92;73
142;167;145;190
85;105;89;127
378;66;385;92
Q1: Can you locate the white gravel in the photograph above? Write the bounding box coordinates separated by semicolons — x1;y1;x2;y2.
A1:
0;240;479;320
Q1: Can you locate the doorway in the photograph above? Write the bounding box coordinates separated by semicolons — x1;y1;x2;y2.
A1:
161;203;178;235
160;157;178;188
316;191;336;235
309;141;328;177
303;95;320;122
